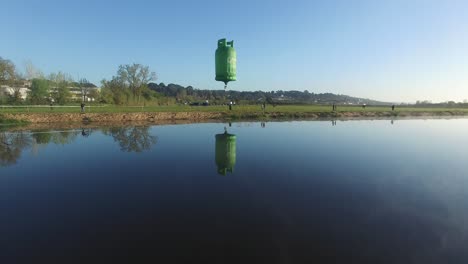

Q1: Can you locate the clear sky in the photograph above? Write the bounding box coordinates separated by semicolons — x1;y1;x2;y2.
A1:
1;0;467;102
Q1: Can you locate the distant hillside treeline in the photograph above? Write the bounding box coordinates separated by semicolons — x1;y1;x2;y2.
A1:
1;55;386;106
148;83;388;105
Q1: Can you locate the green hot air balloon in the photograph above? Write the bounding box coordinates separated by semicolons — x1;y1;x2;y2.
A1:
215;39;237;89
215;130;237;175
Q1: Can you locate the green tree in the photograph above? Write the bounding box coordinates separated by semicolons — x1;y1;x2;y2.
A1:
56;86;71;104
99;86;114;104
0;57;16;86
176;89;187;101
141;84;157;101
266;96;275;106
29;78;50;104
88;88;100;102
100;78;129;105
117;63;157;103
49;72;72;105
0;57;23;104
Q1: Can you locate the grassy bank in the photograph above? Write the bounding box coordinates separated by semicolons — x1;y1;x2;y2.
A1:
0;114;30;127
1;105;468;123
2;104;468;114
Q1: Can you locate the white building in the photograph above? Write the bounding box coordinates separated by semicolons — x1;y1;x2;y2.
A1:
0;85;31;100
1;80;99;102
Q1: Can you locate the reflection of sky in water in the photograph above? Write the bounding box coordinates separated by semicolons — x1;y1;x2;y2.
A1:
1;120;468;262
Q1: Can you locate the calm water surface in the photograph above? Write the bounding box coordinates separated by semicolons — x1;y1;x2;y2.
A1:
1;120;468;263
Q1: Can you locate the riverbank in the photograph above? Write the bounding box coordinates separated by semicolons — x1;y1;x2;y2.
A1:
2;108;468;124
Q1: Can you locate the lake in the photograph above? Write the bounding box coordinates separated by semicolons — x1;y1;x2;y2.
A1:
1;119;468;263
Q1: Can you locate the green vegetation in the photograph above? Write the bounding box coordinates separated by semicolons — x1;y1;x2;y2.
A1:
3;56;468;115
0;57;26;103
1;104;468;115
0;57;17;86
29;79;50;104
1;58;110;105
98;63;158;105
148;83;387;106
48;72;73;105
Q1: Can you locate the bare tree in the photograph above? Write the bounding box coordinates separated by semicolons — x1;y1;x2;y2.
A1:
24;60;43;80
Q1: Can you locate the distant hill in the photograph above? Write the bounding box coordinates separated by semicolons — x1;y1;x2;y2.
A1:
148;82;389;105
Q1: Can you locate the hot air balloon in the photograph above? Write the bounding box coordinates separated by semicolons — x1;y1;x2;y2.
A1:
215;39;237;89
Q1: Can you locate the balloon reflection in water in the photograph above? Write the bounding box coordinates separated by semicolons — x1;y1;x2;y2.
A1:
215;128;237;176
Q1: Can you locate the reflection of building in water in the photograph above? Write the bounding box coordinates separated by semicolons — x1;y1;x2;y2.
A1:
215;129;237;175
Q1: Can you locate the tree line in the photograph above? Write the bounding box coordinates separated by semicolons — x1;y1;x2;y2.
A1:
2;55;391;106
147;83;388;105
1;55;387;106
0;57;160;105
99;64;161;105
5;56;468;107
0;57;100;105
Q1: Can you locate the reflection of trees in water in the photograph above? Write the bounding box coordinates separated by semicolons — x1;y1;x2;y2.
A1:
0;132;32;167
31;130;79;145
31;131;52;144
51;131;79;145
103;126;157;152
29;127;156;153
0;126;157;167
0;130;79;167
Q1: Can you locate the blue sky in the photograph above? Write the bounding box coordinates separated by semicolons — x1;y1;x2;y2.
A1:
1;0;467;102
